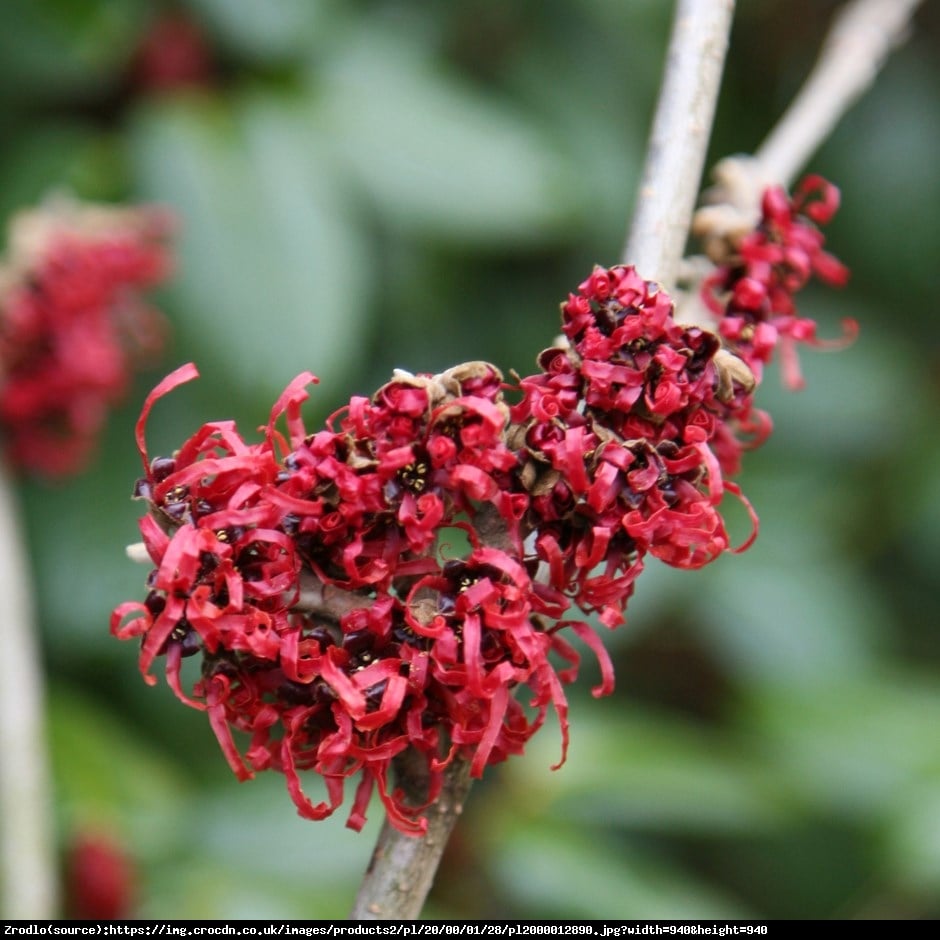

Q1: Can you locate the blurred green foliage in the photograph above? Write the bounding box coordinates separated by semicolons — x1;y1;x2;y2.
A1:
2;0;938;920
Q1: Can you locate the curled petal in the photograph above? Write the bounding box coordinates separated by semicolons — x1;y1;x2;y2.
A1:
281;714;342;821
135;362;200;473
109;601;151;641
164;642;205;709
566;621;615;697
448;464;497;501
724;480;760;554
204;675;253;782
137;514;169;564
373;765;428;836
470;683;510;777
267;371;319;454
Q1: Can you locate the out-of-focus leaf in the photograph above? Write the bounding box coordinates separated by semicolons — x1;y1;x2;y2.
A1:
689;467;887;684
181;0;334;64
753;311;924;460
490;823;749;918
883;781;940;898
697;555;882;685
128;92;371;404
140;774;374;918
0;124;97;224
316;25;582;245
190;773;376;887
500;3;663;257
743;676;940;820
0;0;148;99
899;434;940;583
823;52;940;306
501;707;788;834
48;685;186;853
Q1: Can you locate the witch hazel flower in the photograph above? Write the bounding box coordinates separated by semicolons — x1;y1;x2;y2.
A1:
113;362;608;834
0;197;173;475
113;209;848;834
700;174;856;389
510;264;758;627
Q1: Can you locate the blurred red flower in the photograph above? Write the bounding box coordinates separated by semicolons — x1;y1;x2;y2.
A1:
0;200;173;475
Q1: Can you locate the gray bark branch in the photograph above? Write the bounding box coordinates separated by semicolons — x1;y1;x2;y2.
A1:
623;0;736;290
350;758;473;920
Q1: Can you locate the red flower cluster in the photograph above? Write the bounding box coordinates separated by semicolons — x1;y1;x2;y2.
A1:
113;362;604;834
511;264;758;629
0;201;172;475
702;175;855;389
113;179;849;834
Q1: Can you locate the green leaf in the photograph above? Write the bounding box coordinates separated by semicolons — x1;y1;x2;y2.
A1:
181;0;335;64
823;53;940;305
884;782;940;897
0;0;148;98
687;469;887;685
316;26;583;245
48;684;187;853
744;675;940;820
490;823;749;918
752;311;922;460
0;124;96;224
141;774;374;918
696;555;882;685
128;92;372;404
501;706;789;835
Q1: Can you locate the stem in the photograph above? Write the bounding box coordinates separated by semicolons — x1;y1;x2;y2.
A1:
351;758;473;920
0;460;57;918
623;0;736;289
699;0;925;223
755;0;924;190
296;570;375;623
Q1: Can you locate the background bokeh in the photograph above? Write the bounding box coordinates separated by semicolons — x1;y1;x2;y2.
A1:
2;0;939;920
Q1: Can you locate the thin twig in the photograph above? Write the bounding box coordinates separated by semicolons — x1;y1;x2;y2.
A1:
756;0;924;190
0;461;57;918
698;0;925;223
623;0;736;290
